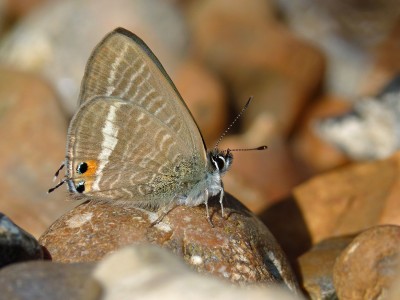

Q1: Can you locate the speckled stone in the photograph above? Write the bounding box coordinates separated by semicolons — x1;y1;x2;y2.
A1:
39;194;300;294
0;212;43;268
298;235;355;300
333;225;400;300
0;260;94;300
85;244;303;300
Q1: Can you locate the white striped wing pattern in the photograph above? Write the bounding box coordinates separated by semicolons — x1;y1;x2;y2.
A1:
65;28;208;208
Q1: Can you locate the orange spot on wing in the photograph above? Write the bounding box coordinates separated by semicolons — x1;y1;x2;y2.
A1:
79;160;98;193
83;179;92;193
72;160;100;193
84;160;98;177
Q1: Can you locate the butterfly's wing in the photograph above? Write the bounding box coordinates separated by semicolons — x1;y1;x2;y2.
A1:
67;96;206;208
66;28;207;207
78;28;203;143
79;28;206;163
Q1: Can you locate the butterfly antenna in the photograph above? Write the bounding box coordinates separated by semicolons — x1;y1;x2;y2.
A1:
48;178;67;194
214;96;253;149
53;162;65;182
227;146;268;153
48;162;67;193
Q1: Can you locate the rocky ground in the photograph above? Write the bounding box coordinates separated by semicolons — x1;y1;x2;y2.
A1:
0;0;399;299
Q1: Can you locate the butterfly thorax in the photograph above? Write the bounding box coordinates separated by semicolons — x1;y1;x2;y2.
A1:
176;149;232;207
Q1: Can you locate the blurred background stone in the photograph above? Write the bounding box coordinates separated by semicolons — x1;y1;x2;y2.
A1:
0;0;189;115
0;261;94;300
365;22;400;96
0;212;43;268
86;244;303;300
0;0;6;34
221;114;305;213
276;0;400;99
260;150;400;269
297;235;355;300
39;194;300;293
2;0;50;24
315;75;400;161
333;225;400;300
291;94;351;173
318;0;400;47
292;152;400;245
259;195;312;270
0;69;75;237
388;264;400;300
174;58;228;146
187;0;324;136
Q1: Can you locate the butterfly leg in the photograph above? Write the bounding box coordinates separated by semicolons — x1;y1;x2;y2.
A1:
219;187;225;218
218;180;225;218
204;189;214;227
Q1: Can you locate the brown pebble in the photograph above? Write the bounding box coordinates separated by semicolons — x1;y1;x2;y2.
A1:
0;0;188;115
363;22;400;97
292;152;400;244
0;68;74;237
174;59;228;146
387;264;400;300
333;225;400;300
0;260;94;299
220;114;305;214
298;235;355;299
260;151;400;266
188;0;324;135
86;244;303;300
39;194;300;293
291;94;351;173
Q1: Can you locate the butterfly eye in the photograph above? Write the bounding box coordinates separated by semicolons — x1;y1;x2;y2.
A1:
77;162;88;174
76;181;85;193
215;155;226;171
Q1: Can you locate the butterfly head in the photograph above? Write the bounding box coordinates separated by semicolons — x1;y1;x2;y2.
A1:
208;148;233;175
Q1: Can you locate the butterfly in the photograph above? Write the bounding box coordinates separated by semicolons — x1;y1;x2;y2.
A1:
49;27;266;224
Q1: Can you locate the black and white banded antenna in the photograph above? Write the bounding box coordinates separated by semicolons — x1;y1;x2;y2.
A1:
214;96;268;153
48;162;66;193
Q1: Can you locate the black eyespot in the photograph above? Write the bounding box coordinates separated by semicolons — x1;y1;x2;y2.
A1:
76;162;88;174
215;155;225;171
76;181;85;193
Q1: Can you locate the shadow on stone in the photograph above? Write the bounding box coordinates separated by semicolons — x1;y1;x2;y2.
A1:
258;195;312;280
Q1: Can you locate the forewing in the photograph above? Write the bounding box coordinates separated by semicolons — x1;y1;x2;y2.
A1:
67;97;205;208
78;27;206;164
